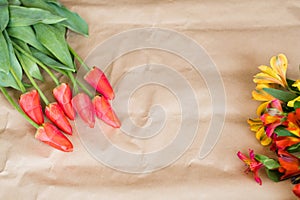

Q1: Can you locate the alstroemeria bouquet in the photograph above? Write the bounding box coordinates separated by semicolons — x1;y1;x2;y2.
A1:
237;54;300;198
0;0;120;152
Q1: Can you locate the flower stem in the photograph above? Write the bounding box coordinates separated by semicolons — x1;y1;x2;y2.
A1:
67;71;78;94
68;44;90;72
15;51;50;105
0;87;39;129
9;68;26;93
12;42;60;86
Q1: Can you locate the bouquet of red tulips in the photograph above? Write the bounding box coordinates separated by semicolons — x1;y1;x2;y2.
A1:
237;54;300;198
0;0;120;152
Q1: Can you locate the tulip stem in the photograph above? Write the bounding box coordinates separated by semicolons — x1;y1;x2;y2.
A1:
67;71;78;94
15;51;50;106
76;79;93;97
12;42;60;86
0;87;39;129
9;68;26;93
68;45;90;72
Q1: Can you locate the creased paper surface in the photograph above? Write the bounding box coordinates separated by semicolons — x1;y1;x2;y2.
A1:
1;0;300;199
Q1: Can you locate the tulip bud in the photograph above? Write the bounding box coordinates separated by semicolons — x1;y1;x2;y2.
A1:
93;95;121;128
19;90;44;125
53;83;75;120
72;93;95;128
35;122;73;152
84;66;115;100
45;102;72;135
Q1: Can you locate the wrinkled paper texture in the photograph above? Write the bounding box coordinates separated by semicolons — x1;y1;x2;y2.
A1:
1;0;300;199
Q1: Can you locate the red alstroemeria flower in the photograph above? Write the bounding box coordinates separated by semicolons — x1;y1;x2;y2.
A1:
35;122;73;152
237;149;263;185
93;95;121;128
278;150;300;180
293;184;300;198
260;99;286;137
274;136;300;150
286;108;300;137
45;102;72;135
84;66;115;100
72;93;95;128
19;90;44;125
53;83;75;120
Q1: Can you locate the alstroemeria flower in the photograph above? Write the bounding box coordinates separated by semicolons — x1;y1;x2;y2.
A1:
292;80;300;91
84;66;115;100
237;149;263;185
260;99;286;137
53;83;75;120
19;90;44;125
253;54;288;87
93;95;121;128
45;102;72;135
35;122;73;152
277;150;300;180
286;108;300;137
274;136;300;150
288;96;300;108
72;93;95;128
247;118;272;146
293;184;300;198
252;83;275;102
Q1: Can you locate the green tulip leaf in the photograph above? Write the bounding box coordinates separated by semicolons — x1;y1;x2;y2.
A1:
7;26;51;55
13;39;43;81
8;5;66;27
33;23;74;68
0;0;9;32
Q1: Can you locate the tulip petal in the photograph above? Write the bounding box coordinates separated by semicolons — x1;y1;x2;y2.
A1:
53;83;75;120
19;90;44;125
93;95;121;128
72;93;95;128
35;122;73;152
45;102;72;135
84;66;115;100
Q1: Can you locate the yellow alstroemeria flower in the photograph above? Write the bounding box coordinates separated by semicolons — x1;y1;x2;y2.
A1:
253;54;288;88
252;83;275;102
288;96;300;108
252;83;275;116
247;118;272;146
292;80;300;91
287;80;300;107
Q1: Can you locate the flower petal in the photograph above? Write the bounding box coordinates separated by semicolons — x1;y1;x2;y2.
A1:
269;54;288;87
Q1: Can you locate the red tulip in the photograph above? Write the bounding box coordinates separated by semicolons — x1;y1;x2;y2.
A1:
19;90;44;125
53;83;75;120
84;66;115;100
293;184;300;198
35;122;73;152
72;93;95;128
45;102;72;135
93;95;121;128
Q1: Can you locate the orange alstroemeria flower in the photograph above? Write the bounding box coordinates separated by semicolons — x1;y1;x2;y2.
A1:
278;150;300;180
293;184;300;198
274;136;300;150
287;108;300;137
